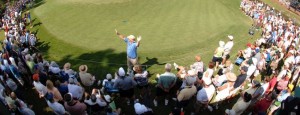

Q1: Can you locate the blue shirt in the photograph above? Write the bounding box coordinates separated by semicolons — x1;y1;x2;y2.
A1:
124;38;137;59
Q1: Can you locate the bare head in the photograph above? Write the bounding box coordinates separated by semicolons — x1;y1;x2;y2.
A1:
165;63;172;72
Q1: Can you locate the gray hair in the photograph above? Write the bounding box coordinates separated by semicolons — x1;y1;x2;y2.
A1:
165;63;172;72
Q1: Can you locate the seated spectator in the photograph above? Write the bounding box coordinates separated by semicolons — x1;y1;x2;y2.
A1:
229;66;248;96
195;77;215;112
176;76;197;108
239;80;264;107
134;102;153;115
214;72;237;109
190;55;204;77
268;84;293;114
265;75;277;95
213;72;232;87
68;78;84;100
63;62;76;77
252;93;276;115
217;60;233;76
46;80;63;102
64;93;87;115
225;92;252;115
180;70;197;88
275;72;290;94
101;73;118;94
78;65;96;87
46;93;66;115
114;67;137;105
32;74;47;98
153;63;177;107
49;61;61;74
5;92;18;113
54;80;68;97
84;89;107;108
15;100;35;115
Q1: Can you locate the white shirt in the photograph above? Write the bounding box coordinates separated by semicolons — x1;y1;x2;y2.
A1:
277;69;287;81
84;98;107;107
47;101;65;115
284;56;295;65
232;100;251;115
68;84;83;100
224;41;234;53
247;65;256;78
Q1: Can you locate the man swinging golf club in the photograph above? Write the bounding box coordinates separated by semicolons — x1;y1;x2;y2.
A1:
115;29;141;73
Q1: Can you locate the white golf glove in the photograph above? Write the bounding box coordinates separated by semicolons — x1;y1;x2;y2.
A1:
137;36;142;42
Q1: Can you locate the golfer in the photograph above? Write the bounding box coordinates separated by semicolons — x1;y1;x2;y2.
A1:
115;29;141;73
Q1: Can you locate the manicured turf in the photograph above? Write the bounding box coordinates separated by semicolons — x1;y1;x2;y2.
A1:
22;0;262;114
30;0;255;81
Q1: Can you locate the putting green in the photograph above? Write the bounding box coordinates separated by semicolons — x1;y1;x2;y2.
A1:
31;0;255;79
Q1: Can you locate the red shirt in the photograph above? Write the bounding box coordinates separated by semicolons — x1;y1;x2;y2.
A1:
253;98;273;113
266;77;277;93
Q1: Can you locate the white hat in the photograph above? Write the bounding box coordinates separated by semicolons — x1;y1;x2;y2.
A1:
134;103;148;114
118;67;125;76
228;35;234;40
219;41;225;47
127;35;135;40
106;74;112;79
104;95;111;102
225;109;236;115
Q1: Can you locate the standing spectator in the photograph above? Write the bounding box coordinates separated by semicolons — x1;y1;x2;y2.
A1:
115;29;141;72
176;76;197;108
222;35;234;64
114;67;137;105
212;41;225;69
79;65;96;87
153;63;176;107
68;78;84;100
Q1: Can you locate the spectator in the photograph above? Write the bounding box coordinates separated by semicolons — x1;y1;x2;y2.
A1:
64;93;87;115
114;67;137;105
225;92;252;115
252;93;275;115
195;76;215;112
222;35;234;64
133;65;149;98
101;73;118;94
32;74;47;98
190;55;204;76
63;62;76;77
46;80;63;102
46;93;66;115
79;65;96;87
15;100;35;115
229;66;248;96
212;41;225;69
67;77;84;100
176;76;197;108
153;63;176;107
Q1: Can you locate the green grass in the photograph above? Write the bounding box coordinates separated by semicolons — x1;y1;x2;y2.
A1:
31;0;254;79
18;0;265;114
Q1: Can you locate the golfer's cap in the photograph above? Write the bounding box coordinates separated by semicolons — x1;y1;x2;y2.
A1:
127;35;135;40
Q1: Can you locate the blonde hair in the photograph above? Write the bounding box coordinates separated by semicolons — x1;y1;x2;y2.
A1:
46;80;54;90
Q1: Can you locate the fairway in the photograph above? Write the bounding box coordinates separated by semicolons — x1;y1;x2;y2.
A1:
31;0;254;79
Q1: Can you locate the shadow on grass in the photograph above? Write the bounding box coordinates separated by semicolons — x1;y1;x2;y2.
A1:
56;49;128;79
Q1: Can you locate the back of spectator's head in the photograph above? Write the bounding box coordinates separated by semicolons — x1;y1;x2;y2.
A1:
46;92;54;102
118;67;125;77
195;55;201;62
165;63;172;72
64;62;71;70
10;92;17;100
240;66;248;73
46;80;54;90
90;94;97;103
243;92;252;102
133;64;143;73
208;61;215;69
106;73;112;80
64;93;73;103
32;74;39;82
68;78;75;84
54;80;61;87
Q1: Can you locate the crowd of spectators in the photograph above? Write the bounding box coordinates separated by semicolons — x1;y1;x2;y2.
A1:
0;0;300;115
